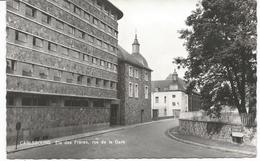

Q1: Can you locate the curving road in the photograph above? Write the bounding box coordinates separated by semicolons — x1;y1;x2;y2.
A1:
7;119;253;159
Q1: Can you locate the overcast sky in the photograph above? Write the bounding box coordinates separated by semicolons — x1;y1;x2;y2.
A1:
110;0;199;80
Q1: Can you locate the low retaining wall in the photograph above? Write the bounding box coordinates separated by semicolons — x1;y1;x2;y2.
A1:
179;119;256;145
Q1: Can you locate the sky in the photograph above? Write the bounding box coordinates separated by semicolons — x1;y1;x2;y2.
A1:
110;0;199;80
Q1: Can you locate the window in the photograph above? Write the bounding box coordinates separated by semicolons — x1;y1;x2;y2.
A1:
15;31;27;42
93;18;98;26
33;37;43;48
88;35;94;43
8;0;19;10
134;83;139;98
83;54;89;61
63;0;70;9
93;100;105;108
7;95;14;106
84;12;90;20
53;69;61;81
164;96;167;103
92;57;97;64
56;20;64;30
96;39;102;46
71;50;79;59
129;82;133;97
107;62;111;69
66;73;74;83
100;60;105;66
129;66;133;77
144;71;149;81
38;67;48;79
172;95;176;98
103;80;108;88
77;75;83;84
61;46;68;55
155;97;159;103
48;42;57;51
75;30;84;39
113;64;117;72
100;22;105;29
25;5;36;18
21;63;33;77
103;43;108;49
74;5;81;15
66;25;75;35
95;78;101;87
134;69;139;78
42;12;51;24
87;77;92;86
6;60;16;74
110;82;116;89
172;102;176;106
22;97;37;106
164;108;167;116
145;86;149;99
107;26;112;33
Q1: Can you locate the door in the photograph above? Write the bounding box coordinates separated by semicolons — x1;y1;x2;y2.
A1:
152;109;158;120
110;105;118;126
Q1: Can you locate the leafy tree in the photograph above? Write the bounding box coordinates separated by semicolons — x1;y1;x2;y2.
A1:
175;0;257;116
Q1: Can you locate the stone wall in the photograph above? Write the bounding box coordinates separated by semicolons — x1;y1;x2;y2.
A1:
179;119;256;145
7;104;110;145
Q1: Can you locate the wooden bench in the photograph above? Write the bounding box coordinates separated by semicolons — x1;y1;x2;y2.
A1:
231;126;244;144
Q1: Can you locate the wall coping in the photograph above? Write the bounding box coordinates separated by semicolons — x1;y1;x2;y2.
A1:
179;118;242;126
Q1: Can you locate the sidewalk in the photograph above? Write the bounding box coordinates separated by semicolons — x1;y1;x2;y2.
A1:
167;126;257;156
7;118;173;154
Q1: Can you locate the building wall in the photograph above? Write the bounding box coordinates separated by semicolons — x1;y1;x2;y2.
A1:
151;91;188;118
118;63;151;125
6;0;122;145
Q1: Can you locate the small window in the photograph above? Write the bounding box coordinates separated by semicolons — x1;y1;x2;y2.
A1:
25;5;36;18
48;42;57;51
56;20;64;30
6;60;16;74
7;95;14;106
53;69;61;81
93;18;98;26
96;39;102;46
129;82;133;97
100;60;105;66
144;71;149;81
21;63;33;77
100;22;105;29
74;5;81;15
38;67;48;79
107;62;111;69
155;97;159;103
33;37;43;48
134;83;139;98
172;102;176;106
110;81;115;89
92;57;97;64
71;50;80;59
15;31;27;42
95;78;100;87
63;0;70;9
129;66;133;77
88;35;94;43
77;75;83;84
83;54;89;61
134;69;139;78
42;12;51;24
66;25;75;35
145;86;149;99
7;0;19;10
84;12;90;20
172;95;176;98
76;30;84;39
87;77;92;86
103;80;108;88
61;46;68;55
164;96;167;103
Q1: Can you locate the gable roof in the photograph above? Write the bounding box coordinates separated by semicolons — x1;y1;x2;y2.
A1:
152;76;187;92
117;45;152;71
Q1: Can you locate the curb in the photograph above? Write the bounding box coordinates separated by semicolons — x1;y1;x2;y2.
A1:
166;128;256;156
7;118;174;154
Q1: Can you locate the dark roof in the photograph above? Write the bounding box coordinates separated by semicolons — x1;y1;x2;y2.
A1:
152;77;187;92
117;45;152;71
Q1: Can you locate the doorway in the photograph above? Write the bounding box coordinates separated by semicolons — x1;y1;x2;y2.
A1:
110;104;119;126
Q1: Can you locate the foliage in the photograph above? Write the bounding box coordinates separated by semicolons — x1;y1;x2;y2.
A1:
175;0;257;115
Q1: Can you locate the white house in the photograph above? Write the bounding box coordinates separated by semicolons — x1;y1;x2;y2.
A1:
151;70;200;119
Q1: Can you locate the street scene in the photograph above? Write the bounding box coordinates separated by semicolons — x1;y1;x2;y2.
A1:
7;119;255;159
5;0;257;159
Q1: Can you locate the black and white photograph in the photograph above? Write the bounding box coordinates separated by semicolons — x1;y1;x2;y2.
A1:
1;0;258;159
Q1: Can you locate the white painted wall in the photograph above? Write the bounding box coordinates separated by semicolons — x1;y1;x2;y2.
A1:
151;91;188;117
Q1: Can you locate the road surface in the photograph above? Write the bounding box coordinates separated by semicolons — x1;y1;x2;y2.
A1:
7;119;253;159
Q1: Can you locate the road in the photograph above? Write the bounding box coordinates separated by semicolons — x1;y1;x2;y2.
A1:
7;119;253;159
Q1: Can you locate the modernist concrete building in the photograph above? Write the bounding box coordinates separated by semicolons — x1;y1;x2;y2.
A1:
6;0;123;145
151;70;201;119
117;35;152;125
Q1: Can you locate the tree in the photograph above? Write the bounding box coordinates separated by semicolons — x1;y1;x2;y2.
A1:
175;0;256;116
